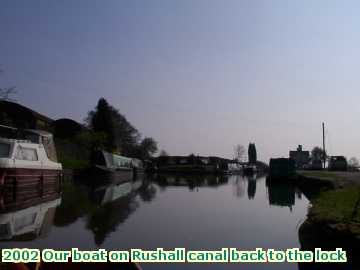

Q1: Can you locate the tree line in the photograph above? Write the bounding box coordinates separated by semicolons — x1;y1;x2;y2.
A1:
85;98;158;159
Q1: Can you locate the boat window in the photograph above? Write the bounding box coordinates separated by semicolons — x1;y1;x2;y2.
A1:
113;155;131;168
14;214;37;231
0;224;10;237
0;142;11;158
15;146;38;161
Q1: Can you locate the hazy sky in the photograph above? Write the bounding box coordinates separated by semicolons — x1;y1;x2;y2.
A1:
1;0;360;162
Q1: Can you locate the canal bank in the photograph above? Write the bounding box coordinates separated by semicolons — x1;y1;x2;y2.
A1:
295;171;360;269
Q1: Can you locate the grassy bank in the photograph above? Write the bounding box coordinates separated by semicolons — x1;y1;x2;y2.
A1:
308;185;360;236
297;170;360;237
297;170;360;191
60;158;89;170
55;138;91;170
298;170;343;181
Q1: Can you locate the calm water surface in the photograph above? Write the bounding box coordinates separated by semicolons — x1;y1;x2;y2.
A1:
0;174;310;269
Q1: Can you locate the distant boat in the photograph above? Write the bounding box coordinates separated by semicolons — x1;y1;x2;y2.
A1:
227;162;243;174
243;165;257;175
328;156;347;171
91;150;133;183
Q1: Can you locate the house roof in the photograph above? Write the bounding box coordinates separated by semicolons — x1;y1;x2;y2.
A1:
0;100;53;123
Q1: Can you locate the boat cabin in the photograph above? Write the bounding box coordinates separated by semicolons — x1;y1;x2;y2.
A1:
0;125;62;188
0;138;62;171
92;150;132;171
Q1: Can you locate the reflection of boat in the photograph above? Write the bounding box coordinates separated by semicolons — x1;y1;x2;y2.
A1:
0;197;61;240
93;181;134;205
266;177;295;209
86;180;142;246
0;125;62;189
91;150;133;183
243;165;256;175
246;176;257;200
131;158;145;177
89;178;144;205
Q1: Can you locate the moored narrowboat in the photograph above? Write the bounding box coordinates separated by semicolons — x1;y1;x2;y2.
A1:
328;156;347;171
268;158;296;180
91;150;133;183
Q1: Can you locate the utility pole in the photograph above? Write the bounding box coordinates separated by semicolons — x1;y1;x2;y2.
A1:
322;122;326;169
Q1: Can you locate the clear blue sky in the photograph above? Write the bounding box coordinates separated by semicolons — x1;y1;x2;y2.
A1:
1;0;360;161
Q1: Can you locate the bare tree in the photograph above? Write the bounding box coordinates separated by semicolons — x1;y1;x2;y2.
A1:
234;144;246;162
348;157;359;168
0;70;16;101
0;87;16;101
311;146;326;161
159;150;169;156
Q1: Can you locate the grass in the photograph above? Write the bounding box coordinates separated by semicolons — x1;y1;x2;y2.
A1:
309;185;360;235
60;158;89;170
299;170;343;181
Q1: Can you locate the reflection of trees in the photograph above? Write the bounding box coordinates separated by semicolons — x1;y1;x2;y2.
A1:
232;175;257;199
207;175;228;187
138;180;157;202
233;176;246;198
54;179;144;246
86;195;139;246
266;178;296;210
53;183;93;227
247;177;257;200
151;174;228;190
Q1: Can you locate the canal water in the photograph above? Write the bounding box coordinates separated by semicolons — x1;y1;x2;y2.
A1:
0;174;309;270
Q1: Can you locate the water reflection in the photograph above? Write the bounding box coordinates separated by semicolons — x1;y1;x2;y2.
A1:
233;175;246;198
266;177;297;211
0;174;311;270
0;183;61;241
247;176;257;200
232;174;264;199
151;174;229;191
54;178;146;246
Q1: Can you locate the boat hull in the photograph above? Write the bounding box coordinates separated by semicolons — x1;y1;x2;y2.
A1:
0;168;62;185
0;168;62;212
91;165;133;184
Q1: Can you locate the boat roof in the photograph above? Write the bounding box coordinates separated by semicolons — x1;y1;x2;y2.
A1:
26;128;53;137
0;124;53;140
0;138;32;144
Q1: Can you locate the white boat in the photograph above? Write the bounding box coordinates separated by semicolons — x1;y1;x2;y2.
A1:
0;126;62;189
227;162;243;174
